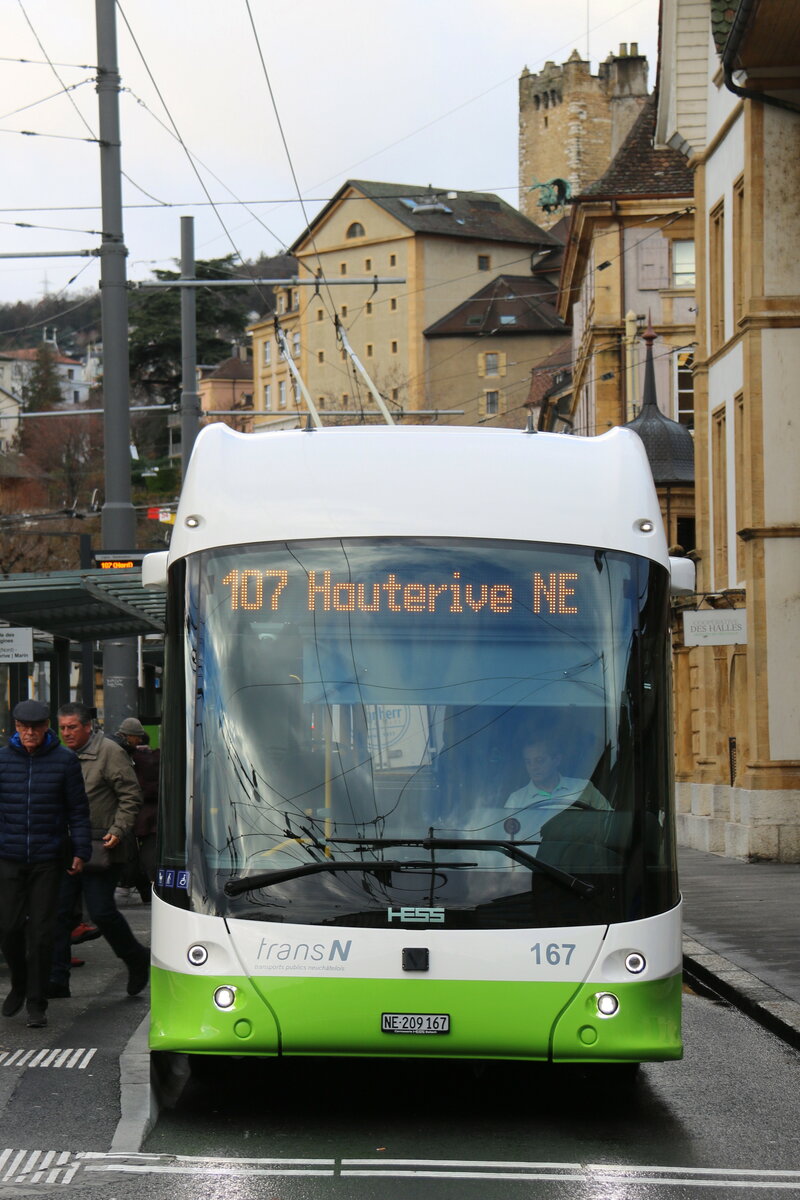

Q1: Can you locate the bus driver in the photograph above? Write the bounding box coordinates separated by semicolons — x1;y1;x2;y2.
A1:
504;734;609;840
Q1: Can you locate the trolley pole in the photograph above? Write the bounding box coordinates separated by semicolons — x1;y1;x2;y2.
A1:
95;0;138;731
181;216;201;474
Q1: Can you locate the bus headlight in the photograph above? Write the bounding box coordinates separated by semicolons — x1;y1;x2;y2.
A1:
187;944;208;966
213;986;237;1010
625;952;646;974
596;992;620;1018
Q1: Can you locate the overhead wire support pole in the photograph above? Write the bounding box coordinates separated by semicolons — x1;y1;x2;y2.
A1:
335;316;395;426
273;321;323;429
180;216;201;474
95;0;137;730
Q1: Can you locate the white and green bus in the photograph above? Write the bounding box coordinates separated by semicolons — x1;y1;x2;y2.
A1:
144;422;693;1068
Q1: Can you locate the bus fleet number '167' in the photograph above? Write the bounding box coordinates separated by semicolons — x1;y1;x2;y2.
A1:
531;943;576;965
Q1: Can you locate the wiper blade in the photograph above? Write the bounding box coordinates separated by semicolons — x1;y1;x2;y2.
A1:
223;858;475;897
331;837;595;899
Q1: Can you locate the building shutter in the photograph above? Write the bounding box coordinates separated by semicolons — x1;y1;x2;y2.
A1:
637;238;670;290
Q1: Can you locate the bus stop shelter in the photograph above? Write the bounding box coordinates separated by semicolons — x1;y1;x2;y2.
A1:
0;568;165;727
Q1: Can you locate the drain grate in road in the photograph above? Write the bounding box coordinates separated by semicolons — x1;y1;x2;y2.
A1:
0;1047;97;1069
0;1150;81;1186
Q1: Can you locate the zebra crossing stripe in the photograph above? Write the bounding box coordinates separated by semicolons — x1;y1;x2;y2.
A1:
0;1149;78;1186
0;1048;97;1069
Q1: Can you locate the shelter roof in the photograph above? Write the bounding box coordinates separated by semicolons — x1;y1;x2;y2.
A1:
0;568;165;641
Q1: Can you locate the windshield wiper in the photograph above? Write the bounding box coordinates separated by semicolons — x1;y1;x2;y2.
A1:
223;857;477;897
331;837;595;899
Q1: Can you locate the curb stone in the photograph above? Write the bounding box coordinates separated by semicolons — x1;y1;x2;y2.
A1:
683;934;800;1051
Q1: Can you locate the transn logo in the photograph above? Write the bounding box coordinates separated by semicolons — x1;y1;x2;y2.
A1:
386;906;445;924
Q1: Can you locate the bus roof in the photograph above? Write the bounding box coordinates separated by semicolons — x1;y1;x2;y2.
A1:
169;423;668;565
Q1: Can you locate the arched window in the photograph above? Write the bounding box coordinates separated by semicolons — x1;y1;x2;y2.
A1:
346;222;365;238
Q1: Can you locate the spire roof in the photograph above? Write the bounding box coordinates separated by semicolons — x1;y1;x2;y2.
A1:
626;322;694;485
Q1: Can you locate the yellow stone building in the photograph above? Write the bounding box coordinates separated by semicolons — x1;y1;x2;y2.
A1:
657;0;800;860
248;180;565;430
558;97;697;550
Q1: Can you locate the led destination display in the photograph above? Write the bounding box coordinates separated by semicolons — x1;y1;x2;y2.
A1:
220;567;581;617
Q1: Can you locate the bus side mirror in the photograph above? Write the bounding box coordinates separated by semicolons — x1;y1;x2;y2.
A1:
142;551;169;590
669;556;695;597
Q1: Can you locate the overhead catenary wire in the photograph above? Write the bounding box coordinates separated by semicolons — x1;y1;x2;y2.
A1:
14;1;167;208
119;85;286;244
1;0;660;314
1;10;688;431
114;2;274;313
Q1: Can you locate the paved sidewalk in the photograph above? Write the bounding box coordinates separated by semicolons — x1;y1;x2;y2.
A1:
679;846;800;1049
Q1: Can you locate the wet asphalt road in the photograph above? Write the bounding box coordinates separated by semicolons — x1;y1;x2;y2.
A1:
0;898;798;1198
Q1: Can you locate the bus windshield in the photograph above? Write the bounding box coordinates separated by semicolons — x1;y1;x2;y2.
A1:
168;537;676;928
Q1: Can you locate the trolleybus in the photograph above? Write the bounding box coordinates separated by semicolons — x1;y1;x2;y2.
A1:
144;422;693;1067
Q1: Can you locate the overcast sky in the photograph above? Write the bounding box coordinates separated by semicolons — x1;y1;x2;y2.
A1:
0;0;659;311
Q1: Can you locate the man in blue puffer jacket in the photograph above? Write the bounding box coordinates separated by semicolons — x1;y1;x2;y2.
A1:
0;699;91;1029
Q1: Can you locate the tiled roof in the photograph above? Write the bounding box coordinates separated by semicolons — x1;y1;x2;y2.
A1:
0;452;46;481
292;181;559;252
527;342;573;408
0;347;81;365
423;274;565;338
204;356;253;381
581;96;693;199
711;1;741;55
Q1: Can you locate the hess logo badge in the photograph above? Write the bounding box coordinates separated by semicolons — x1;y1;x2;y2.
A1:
386;906;445;924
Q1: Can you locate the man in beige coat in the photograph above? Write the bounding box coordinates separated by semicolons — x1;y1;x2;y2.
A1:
47;703;149;999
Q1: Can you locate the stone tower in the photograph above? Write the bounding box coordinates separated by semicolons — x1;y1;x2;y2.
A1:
519;45;649;229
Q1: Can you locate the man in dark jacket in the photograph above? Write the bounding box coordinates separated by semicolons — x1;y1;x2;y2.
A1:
0;699;91;1029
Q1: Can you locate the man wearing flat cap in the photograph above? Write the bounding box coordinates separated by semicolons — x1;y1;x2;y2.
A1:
50;702;148;1000
0;700;91;1029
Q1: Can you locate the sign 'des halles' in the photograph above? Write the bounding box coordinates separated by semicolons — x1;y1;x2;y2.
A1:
682;609;747;647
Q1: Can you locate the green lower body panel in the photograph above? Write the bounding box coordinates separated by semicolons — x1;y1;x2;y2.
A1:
150;967;682;1062
551;973;683;1062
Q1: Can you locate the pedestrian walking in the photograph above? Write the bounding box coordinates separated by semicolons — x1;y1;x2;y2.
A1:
113;717;159;904
0;700;91;1029
48;703;150;999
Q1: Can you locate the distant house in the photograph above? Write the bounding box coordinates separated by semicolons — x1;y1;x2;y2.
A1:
0;386;20;451
524;344;574;432
0;339;91;407
198;350;254;433
423;273;569;427
0;452;48;511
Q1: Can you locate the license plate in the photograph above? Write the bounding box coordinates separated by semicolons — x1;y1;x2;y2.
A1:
381;1012;450;1034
